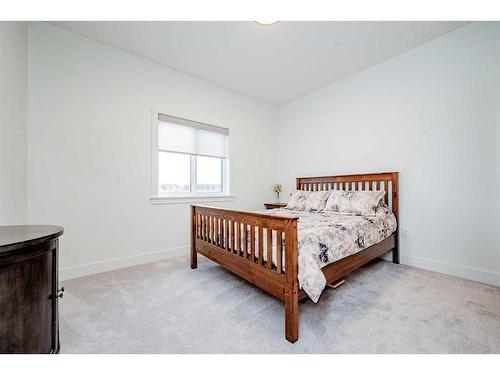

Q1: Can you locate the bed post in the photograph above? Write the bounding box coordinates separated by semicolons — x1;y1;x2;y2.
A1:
284;218;299;343
391;172;400;264
190;205;198;269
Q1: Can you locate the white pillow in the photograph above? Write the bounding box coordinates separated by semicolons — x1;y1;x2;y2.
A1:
304;191;330;212
286;191;309;210
324;190;385;217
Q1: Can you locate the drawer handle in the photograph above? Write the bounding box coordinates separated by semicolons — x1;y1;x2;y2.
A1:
56;286;64;299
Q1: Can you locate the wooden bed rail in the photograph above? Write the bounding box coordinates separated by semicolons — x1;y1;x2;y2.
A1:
190;205;300;342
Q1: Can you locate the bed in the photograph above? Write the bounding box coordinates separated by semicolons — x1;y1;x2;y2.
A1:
190;172;399;343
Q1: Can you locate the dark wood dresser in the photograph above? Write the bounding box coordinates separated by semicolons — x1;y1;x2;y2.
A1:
0;225;64;354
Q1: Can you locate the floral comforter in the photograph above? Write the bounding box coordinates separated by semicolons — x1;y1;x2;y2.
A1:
257;206;397;303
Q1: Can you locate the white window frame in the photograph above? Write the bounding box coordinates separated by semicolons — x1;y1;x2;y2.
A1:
150;109;234;205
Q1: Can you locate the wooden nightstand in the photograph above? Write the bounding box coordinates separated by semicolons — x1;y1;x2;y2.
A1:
264;203;287;210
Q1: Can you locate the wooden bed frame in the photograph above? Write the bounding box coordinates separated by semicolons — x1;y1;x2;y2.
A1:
190;172;399;343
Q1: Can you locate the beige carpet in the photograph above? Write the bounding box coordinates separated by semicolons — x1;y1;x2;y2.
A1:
60;255;500;353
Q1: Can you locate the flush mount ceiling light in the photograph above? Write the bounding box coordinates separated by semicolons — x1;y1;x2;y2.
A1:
254;20;280;26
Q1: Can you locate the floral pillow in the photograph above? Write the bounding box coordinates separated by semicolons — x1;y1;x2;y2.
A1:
324;190;385;217
286;190;309;210
304;191;330;212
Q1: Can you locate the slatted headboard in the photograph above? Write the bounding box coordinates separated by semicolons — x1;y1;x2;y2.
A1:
296;172;399;220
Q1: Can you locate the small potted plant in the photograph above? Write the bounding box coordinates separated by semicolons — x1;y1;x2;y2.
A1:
272;184;283;202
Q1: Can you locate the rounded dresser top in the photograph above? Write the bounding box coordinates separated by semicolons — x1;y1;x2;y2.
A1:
0;225;64;254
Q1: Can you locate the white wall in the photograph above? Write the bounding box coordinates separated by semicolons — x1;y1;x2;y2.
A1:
27;23;277;279
0;22;27;225
26;22;500;286
276;22;500;286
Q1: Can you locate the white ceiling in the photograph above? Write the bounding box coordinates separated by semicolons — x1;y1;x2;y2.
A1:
51;21;468;106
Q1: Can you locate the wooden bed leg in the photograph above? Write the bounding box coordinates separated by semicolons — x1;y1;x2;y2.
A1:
285;286;299;343
284;218;299;343
190;247;198;269
190;206;197;269
391;174;400;265
392;245;400;264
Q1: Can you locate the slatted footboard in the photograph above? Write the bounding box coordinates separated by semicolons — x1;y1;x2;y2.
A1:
190;205;299;343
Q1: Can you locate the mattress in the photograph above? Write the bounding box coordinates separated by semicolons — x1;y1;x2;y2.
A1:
256;205;397;303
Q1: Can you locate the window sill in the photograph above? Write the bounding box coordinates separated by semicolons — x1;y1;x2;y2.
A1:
150;194;235;205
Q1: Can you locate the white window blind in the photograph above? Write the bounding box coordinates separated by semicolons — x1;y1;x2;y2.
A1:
158;114;228;159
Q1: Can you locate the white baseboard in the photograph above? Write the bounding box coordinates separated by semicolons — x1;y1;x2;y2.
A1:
401;253;500;287
61;245;500;288
60;246;188;281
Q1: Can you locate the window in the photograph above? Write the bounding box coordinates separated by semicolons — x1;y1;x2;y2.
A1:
152;113;231;202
